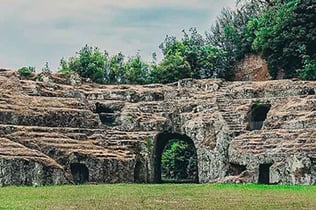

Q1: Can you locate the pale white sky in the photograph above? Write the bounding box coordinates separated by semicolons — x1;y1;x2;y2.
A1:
0;0;235;71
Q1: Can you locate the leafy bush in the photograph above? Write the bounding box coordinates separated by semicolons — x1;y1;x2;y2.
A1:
18;66;35;78
161;139;197;181
299;56;316;80
125;54;150;84
66;45;107;83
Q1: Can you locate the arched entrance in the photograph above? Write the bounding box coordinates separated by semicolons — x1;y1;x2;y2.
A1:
152;132;198;183
70;163;89;184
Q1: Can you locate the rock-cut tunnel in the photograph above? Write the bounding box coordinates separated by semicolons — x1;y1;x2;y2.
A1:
152;132;199;183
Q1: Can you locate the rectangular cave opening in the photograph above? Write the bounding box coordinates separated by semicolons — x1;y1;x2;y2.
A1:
248;103;271;131
70;163;89;185
258;163;272;184
95;102;119;126
227;163;247;176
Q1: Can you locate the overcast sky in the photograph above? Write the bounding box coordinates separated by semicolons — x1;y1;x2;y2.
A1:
0;0;235;71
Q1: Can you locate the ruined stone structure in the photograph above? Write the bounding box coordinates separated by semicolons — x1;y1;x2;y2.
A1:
0;69;315;186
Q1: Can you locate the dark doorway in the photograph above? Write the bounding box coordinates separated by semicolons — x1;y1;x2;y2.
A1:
258;164;272;184
248;104;271;130
134;160;146;183
70;163;89;184
152;132;198;183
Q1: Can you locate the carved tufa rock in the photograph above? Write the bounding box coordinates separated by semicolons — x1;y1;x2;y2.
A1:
0;69;315;185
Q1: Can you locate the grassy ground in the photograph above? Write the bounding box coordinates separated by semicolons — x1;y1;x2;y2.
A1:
0;184;315;210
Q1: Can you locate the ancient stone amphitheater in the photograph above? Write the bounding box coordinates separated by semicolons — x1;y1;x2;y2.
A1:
0;69;315;186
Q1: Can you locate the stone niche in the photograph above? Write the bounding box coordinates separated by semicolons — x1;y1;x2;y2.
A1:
95;102;120;126
247;103;271;130
70;163;89;184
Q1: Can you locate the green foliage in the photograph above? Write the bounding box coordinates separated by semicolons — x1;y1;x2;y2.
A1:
253;100;263;107
251;0;299;78
66;45;107;83
154;29;224;82
182;29;224;78
125;54;150;84
207;1;265;79
153;35;192;83
60;45;150;84
249;0;316;80
150;52;192;84
18;66;36;78
299;55;316;80
146;137;153;152
161;139;197;181
58;0;315;83
106;52;125;84
205;0;316;81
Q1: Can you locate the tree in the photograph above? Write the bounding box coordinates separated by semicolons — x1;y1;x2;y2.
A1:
150;52;192;84
124;54;150;84
60;45;107;83
300;56;316;80
106;52;126;84
161;139;197;181
206;1;264;79
157;29;223;80
251;0;316;79
59;58;73;73
182;28;224;78
59;45;151;84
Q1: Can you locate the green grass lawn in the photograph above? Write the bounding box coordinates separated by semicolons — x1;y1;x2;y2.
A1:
0;184;315;210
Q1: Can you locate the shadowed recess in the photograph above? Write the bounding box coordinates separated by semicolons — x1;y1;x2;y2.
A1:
70;163;89;184
248;103;271;130
258;163;272;184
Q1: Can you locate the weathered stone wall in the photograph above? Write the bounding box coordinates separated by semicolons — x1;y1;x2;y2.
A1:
0;69;315;185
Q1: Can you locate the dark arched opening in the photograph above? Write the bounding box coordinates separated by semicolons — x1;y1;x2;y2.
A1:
152;132;198;183
95;102;117;126
248;103;271;130
70;163;89;184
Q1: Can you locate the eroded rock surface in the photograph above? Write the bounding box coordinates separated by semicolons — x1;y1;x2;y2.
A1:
0;69;315;185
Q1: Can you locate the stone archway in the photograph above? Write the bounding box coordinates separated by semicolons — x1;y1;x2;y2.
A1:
152;132;198;183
